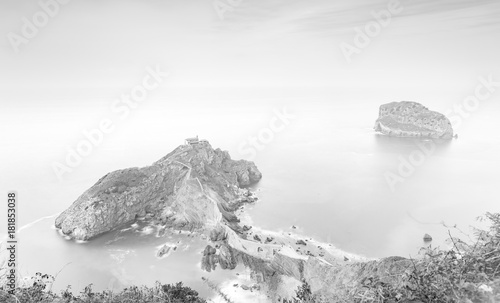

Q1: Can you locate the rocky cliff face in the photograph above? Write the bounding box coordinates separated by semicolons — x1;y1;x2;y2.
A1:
55;140;411;301
374;101;454;139
55;140;262;241
202;224;412;301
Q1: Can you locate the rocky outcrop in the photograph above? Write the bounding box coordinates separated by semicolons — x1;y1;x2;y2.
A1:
55;140;262;241
157;244;177;258
56;139;413;301
374;101;454;139
201;225;413;301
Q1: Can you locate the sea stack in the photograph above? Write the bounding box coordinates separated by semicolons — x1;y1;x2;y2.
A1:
374;101;454;139
54;138;416;301
55;139;262;241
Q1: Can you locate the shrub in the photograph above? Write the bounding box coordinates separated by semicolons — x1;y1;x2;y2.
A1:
353;212;500;302
0;280;206;303
401;212;500;302
282;281;319;303
286;212;500;303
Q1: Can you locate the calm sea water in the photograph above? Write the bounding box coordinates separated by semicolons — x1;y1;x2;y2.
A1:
2;0;500;300
1;88;500;296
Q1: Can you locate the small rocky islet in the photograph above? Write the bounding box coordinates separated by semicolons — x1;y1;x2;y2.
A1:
55;136;419;301
374;101;455;139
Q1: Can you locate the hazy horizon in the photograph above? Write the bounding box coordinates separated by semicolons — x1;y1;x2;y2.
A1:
1;0;500;300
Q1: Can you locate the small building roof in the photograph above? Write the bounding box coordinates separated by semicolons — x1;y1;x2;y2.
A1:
185;136;199;141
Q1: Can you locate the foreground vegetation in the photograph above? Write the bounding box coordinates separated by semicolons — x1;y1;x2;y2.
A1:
286;212;500;303
2;213;499;302
0;281;206;303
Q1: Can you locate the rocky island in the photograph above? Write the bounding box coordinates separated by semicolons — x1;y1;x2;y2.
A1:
55;138;262;240
374;101;454;139
55;139;414;301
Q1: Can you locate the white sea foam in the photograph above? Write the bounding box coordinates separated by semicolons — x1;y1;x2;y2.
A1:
18;212;61;233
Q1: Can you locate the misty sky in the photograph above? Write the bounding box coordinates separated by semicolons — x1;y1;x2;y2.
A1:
1;0;500;259
1;0;499;95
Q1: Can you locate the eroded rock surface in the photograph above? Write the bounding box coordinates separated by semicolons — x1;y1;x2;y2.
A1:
55;140;262;240
202;225;413;301
56;140;413;301
374;101;454;139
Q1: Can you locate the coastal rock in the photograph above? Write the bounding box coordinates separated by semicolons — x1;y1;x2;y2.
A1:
303;256;412;301
202;245;221;272
296;239;307;246
374;101;454;139
55;140;262;241
201;224;416;301
220;233;412;302
209;227;227;242
55;139;417;301
157;244;176;258
230;160;262;187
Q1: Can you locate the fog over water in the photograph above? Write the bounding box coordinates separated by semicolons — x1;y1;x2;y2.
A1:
1;0;500;298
